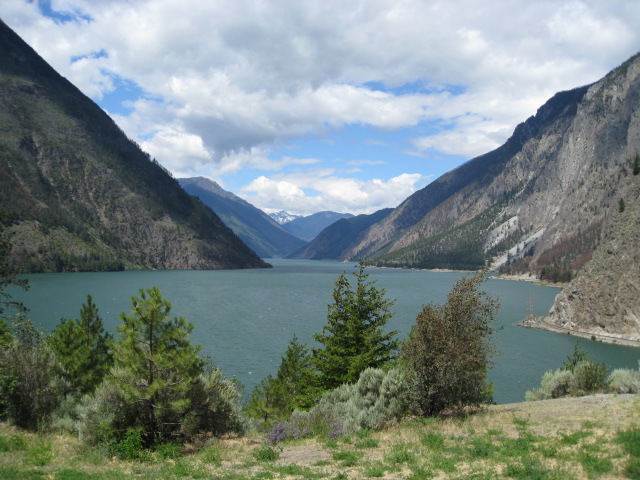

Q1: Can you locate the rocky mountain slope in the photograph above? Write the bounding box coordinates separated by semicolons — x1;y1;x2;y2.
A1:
331;53;639;285
520;177;640;345
282;211;354;241
178;177;307;258
0;20;268;272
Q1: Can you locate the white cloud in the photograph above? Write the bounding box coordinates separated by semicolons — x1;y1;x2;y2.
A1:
3;0;640;213
240;170;427;216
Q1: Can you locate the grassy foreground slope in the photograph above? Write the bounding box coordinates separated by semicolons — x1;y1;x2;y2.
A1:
1;394;638;480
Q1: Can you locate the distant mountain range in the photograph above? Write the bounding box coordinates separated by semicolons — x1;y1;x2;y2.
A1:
280;211;354;242
178;178;307;258
0;20;268;271
289;209;392;260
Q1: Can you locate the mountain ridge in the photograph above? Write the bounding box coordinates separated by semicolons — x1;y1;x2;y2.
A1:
281;211;354;242
0;20;268;271
178;177;307;258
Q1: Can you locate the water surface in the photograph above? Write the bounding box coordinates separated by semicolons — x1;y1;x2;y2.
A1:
9;259;639;404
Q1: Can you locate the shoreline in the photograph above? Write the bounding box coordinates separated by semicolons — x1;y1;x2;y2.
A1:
517;314;640;348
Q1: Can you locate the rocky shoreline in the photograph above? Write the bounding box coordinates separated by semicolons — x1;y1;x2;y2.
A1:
517;314;640;348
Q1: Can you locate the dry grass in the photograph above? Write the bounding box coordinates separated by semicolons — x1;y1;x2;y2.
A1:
0;394;638;479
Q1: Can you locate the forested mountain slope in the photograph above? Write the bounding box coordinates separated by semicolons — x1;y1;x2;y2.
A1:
179;177;307;258
0;20;268;271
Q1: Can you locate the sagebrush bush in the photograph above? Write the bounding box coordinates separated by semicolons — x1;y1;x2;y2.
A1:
266;367;409;443
75;375;137;446
608;366;640;394
526;360;611;401
525;369;573;401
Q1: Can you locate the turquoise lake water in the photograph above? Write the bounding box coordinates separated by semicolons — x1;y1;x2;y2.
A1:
8;259;640;404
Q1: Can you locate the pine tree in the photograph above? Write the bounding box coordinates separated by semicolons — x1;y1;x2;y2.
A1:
313;264;398;390
49;295;113;396
246;336;318;421
110;287;204;447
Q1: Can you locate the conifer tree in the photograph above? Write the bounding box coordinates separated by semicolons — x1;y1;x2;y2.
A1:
49;295;113;396
246;335;318;421
274;335;318;410
313;264;398;390
110;287;203;447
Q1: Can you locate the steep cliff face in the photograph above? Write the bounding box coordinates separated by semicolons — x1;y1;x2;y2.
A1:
0;20;268;271
526;179;640;345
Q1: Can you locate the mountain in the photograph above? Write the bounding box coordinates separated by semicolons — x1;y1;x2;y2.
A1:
330;54;640;283
520;177;640;345
0;20;268;272
281;211;354;241
289;208;393;260
178;177;307;258
269;211;303;224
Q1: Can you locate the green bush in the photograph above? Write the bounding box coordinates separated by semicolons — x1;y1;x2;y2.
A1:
571;360;608;394
112;428;144;460
0;316;65;430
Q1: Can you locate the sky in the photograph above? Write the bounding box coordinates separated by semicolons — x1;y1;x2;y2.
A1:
3;1;640;216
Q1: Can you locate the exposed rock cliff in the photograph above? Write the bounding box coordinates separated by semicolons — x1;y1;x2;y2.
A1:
521;178;640;345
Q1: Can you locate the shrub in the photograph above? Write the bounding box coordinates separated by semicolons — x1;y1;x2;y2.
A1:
112;428;144;460
402;271;499;416
263;367;408;444
526;361;610;401
571;360;609;394
0;316;64;430
608;365;640;394
525;369;573;401
74;376;137;447
320;367;410;434
182;366;246;438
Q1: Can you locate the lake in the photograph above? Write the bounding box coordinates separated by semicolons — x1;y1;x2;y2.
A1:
7;258;640;404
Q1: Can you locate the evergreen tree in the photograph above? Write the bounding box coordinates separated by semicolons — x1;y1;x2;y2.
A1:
313;264;398;390
110;287;204;447
246;336;318;422
402;271;499;416
49;295;113;396
274;335;318;411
